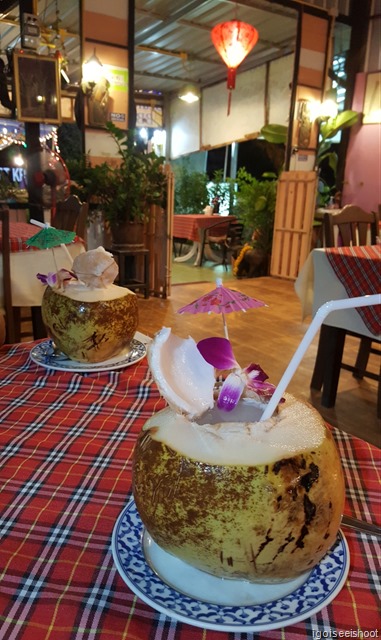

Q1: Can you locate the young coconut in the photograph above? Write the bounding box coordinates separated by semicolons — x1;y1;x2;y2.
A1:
133;327;345;583
41;247;138;363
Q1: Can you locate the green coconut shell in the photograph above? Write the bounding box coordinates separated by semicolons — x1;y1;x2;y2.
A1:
42;286;138;363
133;415;345;583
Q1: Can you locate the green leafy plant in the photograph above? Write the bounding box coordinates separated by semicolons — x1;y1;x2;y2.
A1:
259;110;359;206
233;168;278;255
316;110;359;176
173;162;209;213
68;122;166;224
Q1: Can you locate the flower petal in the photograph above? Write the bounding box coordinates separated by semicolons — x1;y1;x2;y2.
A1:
197;337;238;370
217;372;246;412
36;272;57;286
244;363;269;382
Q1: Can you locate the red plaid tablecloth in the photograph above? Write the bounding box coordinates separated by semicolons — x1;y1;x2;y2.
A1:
0;341;380;640
173;215;234;243
326;245;381;336
0;222;83;253
0;222;41;252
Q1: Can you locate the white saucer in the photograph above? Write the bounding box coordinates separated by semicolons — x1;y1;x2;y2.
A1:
112;498;350;632
30;338;146;373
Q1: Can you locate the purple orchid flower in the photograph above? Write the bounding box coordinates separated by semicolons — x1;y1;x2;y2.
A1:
36;269;76;288
37;272;57;286
197;337;283;412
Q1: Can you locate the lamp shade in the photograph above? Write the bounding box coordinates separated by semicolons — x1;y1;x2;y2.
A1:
211;20;258;114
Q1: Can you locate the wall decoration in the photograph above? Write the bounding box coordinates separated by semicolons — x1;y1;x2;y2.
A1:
363;71;381;124
13;51;61;124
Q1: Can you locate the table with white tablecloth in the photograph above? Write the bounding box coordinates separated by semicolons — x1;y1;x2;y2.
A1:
0;221;85;309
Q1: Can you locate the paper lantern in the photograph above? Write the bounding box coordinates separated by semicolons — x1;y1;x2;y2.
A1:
211;21;258;115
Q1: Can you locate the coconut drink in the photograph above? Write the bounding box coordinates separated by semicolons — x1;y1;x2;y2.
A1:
41;247;138;363
133;328;345;583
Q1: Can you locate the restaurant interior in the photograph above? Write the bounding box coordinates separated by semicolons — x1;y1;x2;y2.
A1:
0;1;380;639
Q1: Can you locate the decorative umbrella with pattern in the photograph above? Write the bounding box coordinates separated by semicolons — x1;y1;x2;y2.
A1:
177;278;266;339
25;221;76;271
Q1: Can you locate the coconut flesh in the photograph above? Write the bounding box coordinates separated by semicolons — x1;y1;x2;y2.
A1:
132;327;345;583
41;247;138;363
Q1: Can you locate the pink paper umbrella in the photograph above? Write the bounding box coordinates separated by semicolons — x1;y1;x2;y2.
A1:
177;278;266;339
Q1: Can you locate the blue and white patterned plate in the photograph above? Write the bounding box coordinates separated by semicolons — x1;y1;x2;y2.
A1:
30;338;146;373
112;498;350;632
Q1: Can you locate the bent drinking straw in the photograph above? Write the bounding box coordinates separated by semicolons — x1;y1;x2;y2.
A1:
260;295;380;421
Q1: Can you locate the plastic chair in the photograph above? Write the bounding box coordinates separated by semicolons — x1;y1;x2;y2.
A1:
199;218;232;269
311;205;380;416
224;221;245;265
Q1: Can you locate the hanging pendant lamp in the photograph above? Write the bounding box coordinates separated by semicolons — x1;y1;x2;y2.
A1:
211;21;258;115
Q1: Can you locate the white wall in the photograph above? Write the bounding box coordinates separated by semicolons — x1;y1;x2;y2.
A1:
169;98;201;158
268;56;293;126
202;66;266;147
169;54;294;159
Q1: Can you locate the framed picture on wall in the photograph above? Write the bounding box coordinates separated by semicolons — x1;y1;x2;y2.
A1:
363;71;381;124
13;51;61;124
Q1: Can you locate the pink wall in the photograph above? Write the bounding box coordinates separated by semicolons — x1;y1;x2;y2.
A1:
342;72;381;212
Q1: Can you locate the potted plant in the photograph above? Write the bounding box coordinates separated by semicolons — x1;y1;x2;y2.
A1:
69;122;167;248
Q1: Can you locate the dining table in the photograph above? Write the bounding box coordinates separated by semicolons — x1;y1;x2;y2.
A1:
0;334;380;640
0;221;85;311
295;245;380;338
173;214;235;266
295;245;380;412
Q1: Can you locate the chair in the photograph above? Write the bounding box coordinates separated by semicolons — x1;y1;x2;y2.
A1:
323;204;379;247
224;221;245;265
0;205;16;343
199;218;232;269
311;205;380;415
54;195;88;244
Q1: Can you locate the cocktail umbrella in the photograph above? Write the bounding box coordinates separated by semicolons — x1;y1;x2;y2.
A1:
25;222;76;271
177;278;266;339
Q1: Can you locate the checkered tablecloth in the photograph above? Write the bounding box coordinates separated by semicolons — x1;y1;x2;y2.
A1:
0;221;84;253
0;222;42;252
0;341;380;640
173;215;234;243
326;245;381;336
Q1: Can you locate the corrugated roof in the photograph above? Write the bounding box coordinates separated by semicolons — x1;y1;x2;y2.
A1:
0;1;351;98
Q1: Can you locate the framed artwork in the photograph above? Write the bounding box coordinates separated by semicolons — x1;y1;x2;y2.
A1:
13;51;61;124
363;71;381;124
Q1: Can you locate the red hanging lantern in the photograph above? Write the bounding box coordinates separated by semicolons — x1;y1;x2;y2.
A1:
211;21;258;115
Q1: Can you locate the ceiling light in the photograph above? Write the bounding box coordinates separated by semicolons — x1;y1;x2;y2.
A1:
178;84;200;104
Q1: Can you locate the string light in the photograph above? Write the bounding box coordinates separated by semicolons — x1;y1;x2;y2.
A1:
0;127;60;153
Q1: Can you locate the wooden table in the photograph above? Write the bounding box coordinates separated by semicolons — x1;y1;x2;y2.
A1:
173;214;235;266
0;338;379;639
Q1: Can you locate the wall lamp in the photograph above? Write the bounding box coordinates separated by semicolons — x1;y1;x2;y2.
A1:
81;48;104;95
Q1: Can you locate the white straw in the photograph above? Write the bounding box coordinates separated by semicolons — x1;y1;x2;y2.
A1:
30;219;49;228
260;294;380;421
60;243;74;266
